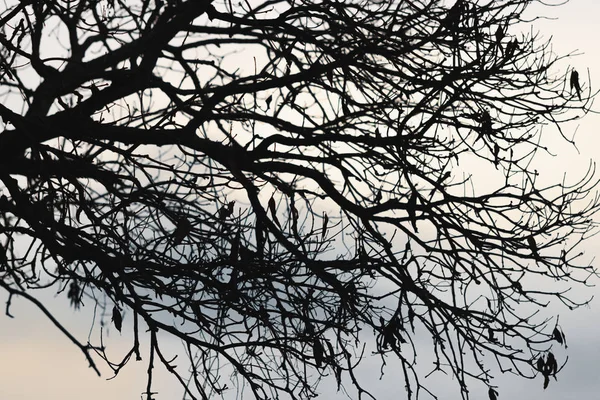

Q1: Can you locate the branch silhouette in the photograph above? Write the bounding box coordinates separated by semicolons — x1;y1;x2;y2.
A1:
0;0;597;399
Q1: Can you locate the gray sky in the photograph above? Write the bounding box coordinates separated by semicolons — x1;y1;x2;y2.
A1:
2;1;600;399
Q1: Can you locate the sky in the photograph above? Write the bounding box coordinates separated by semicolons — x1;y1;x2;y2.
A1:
2;0;600;399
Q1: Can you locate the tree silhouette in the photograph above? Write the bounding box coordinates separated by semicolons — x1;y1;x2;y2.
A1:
0;0;597;399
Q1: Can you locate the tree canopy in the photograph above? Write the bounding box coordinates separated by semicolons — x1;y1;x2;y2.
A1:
0;0;597;399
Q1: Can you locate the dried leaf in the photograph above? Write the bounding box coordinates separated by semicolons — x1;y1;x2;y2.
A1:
493;143;500;167
536;357;545;372
396;331;407;344
218;205;230;220
495;24;504;45
381;318;399;351
546;352;558;375
526;236;538;257
570;69;581;101
322;213;329;239
383;328;396;350
67;281;81;309
553;327;563;345
313;338;324;368
268;196;280;227
407;192;418;232
505;38;518;60
172;217;191;246
479;110;493;137
112;305;122;332
488;387;498;400
374;188;382;203
408;307;415;331
512;280;522;292
325;340;335;363
256;223;264;255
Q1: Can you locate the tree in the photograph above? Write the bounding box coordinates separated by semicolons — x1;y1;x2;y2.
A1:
0;0;597;399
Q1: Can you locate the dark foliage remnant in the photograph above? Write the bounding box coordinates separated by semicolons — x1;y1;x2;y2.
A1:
0;0;597;399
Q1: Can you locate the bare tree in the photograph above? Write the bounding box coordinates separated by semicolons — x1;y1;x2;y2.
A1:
0;0;597;399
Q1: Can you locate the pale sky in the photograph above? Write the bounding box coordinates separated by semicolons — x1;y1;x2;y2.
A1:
2;1;600;399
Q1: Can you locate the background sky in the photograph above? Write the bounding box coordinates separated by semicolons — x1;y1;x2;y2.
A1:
2;1;600;399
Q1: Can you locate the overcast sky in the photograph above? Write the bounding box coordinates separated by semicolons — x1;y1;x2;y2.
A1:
2;1;600;399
